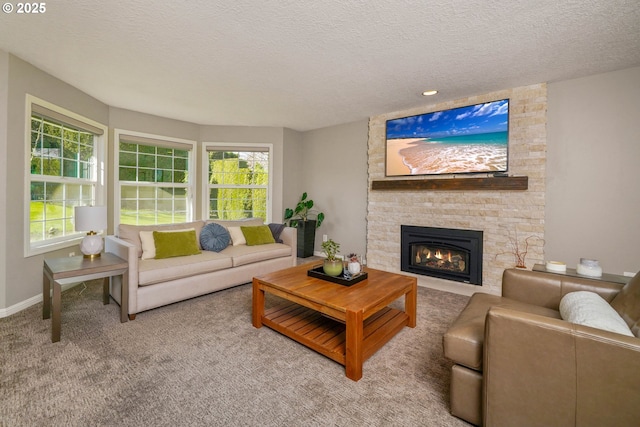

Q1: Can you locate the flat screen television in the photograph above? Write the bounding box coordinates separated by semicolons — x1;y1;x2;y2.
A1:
385;99;509;176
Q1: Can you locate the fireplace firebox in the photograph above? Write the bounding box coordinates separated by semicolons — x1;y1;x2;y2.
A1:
401;225;483;285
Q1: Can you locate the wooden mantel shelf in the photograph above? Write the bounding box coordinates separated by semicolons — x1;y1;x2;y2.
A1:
371;176;528;191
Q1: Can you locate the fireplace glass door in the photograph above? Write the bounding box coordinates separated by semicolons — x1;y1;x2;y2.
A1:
410;243;470;276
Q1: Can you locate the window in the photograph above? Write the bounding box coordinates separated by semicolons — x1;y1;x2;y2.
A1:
115;130;196;226
26;96;106;256
203;143;272;221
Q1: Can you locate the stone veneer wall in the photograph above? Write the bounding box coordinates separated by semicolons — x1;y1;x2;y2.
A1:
366;84;547;295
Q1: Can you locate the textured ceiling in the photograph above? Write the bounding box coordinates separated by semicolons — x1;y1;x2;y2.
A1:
1;0;639;131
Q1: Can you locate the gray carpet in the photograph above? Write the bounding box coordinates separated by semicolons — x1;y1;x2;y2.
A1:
1;280;470;426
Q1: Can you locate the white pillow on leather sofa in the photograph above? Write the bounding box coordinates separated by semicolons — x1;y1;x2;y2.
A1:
559;291;634;337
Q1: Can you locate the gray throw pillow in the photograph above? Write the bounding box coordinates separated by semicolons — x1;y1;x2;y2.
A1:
268;223;286;243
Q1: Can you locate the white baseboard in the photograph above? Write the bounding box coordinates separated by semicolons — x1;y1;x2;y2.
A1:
0;282;86;318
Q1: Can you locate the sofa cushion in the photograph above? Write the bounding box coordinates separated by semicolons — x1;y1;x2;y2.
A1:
220;243;292;267
560;291;634;337
228;226;247;246
443;293;561;371
607;272;640;337
118;221;205;258
153;229;201;259
140;228;199;260
199;222;230;252
241;225;276;246
138;251;233;286
139;231;156;259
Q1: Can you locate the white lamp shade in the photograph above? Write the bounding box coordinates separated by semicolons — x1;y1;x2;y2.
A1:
74;206;107;232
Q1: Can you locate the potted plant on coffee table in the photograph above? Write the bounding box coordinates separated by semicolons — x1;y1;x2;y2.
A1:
321;238;343;276
284;192;325;258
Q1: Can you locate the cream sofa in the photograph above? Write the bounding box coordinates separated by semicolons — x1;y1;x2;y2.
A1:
105;218;296;319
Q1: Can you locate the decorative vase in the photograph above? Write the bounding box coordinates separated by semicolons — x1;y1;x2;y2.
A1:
323;259;343;276
347;261;361;275
296;220;316;258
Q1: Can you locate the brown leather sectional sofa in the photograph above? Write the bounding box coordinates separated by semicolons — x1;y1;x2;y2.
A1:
443;268;640;426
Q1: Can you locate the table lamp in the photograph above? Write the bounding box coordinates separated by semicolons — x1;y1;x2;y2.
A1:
74;206;107;259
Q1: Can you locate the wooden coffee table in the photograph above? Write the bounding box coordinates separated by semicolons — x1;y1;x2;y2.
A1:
252;264;417;381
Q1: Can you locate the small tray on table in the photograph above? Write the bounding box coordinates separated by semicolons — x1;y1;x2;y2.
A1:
307;265;368;286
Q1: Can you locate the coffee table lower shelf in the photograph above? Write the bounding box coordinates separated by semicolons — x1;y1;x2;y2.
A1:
262;302;409;368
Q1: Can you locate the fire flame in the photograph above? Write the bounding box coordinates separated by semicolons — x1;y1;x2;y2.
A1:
434;249;452;262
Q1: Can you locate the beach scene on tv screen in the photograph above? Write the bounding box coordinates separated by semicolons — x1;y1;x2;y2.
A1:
386;99;509;176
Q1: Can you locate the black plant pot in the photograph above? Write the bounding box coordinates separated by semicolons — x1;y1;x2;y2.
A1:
296;220;317;258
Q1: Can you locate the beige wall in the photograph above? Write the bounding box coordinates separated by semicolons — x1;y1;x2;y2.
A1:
282;127;304;219
297;120;369;257
546;66;640;275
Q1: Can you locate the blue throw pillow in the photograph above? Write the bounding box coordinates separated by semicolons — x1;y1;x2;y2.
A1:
200;222;231;252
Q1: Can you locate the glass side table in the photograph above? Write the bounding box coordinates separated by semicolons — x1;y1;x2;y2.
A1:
43;253;128;342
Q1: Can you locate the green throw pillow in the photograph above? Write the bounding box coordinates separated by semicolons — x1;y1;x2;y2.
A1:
153;229;201;259
241;225;276;246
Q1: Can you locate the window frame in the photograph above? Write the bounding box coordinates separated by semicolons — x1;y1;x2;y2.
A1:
24;94;107;257
114;129;197;227
201;142;273;222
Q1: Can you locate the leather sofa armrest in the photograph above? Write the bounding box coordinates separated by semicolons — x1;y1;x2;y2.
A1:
502;268;623;310
484;306;640;426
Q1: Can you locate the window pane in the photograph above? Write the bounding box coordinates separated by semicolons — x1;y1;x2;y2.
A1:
45;183;63;202
138;168;155;182
30;158;42;175
174;171;186;183
119;152;136;167
42;158;61;176
120;141;137;152
138;186;156;199
139;145;155;154
157;156;172;169
175;157;187;171
138;154;155;168
121;185;138;198
119;167;137;181
157;170;173;183
62;159;78;177
66;184;81;200
78;161;92;179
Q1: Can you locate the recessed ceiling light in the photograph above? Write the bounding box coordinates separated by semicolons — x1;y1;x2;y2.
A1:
422;90;438;96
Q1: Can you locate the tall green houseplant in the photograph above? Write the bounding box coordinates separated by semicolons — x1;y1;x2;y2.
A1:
284;192;325;258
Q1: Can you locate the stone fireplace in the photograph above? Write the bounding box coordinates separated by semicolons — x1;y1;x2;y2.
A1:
366;84;547;295
401;226;483;285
